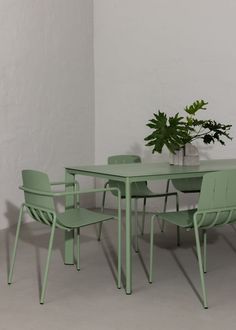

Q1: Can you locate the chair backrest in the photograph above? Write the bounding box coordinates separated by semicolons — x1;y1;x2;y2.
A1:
22;170;55;224
196;170;236;228
108;155;141;165
171;177;202;193
107;155;143;196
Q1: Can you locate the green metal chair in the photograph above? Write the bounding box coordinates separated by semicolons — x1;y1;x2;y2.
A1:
8;170;121;304
149;169;236;309
99;155;179;251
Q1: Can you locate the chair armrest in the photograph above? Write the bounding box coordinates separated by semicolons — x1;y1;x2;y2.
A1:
54;187;121;197
50;180;79;187
19;186;57;196
50;181;66;186
19;186;121;226
50;181;69;186
19;186;121;198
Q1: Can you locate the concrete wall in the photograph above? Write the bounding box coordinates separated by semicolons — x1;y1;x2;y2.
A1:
0;0;94;229
1;1;236;227
94;0;236;210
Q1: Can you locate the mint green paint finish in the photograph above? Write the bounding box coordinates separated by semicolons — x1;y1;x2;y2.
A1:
107;155;145;197
171;177;202;193
40;214;57;304
100;155;178;245
65;159;236;295
149;169;236;308
117;185;122;289
66;159;236;182
193;219;208;308
77;228;80;271
22;170;55;210
198;170;236;212
8;170;122;304
162;177;201;233
64;170;76;264
134;199;139;252
203;229;207;273
8;205;24;285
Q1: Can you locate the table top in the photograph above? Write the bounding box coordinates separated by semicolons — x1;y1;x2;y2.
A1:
66;159;236;182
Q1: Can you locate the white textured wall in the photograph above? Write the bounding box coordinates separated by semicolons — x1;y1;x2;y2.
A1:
0;0;94;229
94;0;236;210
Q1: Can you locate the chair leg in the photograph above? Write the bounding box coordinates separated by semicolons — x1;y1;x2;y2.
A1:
134;199;139;253
161;180;170;232
141;198;147;235
77;228;80;271
176;193;179;212
98;223;103;241
175;193;180;246
194;223;208;309
177;226;180;246
160;220;165;233
8;205;24;285
203;229;207;273
117;203;122;289
98;183;108;241
40;219;57;305
149;215;156;283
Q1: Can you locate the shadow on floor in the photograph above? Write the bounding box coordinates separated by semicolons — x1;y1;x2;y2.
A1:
4;200;110;297
138;221;220;306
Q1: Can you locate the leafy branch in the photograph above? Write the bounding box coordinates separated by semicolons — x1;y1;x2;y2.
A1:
144;111;191;154
190;119;232;145
145;100;233;154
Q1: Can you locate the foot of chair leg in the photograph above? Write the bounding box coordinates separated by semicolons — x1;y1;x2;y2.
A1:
64;262;74;266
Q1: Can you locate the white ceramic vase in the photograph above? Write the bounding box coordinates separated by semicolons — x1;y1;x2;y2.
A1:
169;143;200;166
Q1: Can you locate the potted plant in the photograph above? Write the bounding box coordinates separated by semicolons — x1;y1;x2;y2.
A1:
144;100;232;165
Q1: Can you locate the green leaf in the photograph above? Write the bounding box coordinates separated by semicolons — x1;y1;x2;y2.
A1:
144;111;190;153
184;100;208;116
145;100;232;154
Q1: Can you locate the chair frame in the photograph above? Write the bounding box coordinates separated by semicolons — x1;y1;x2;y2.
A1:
99;155;179;252
100;182;179;250
8;181;122;304
149;171;236;309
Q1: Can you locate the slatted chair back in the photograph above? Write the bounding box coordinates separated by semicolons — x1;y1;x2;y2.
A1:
22;170;55;225
195;170;236;228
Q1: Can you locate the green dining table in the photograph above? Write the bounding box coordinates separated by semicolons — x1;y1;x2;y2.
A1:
64;158;236;294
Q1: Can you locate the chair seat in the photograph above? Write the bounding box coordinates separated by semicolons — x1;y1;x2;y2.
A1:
57;208;114;228
158;209;197;228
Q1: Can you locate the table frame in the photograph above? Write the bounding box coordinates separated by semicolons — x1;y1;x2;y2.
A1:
64;159;236;294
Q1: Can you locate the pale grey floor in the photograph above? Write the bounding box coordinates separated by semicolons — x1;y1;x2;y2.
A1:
1;210;236;330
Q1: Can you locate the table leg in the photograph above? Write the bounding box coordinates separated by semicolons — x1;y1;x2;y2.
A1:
125;178;132;294
64;170;75;265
